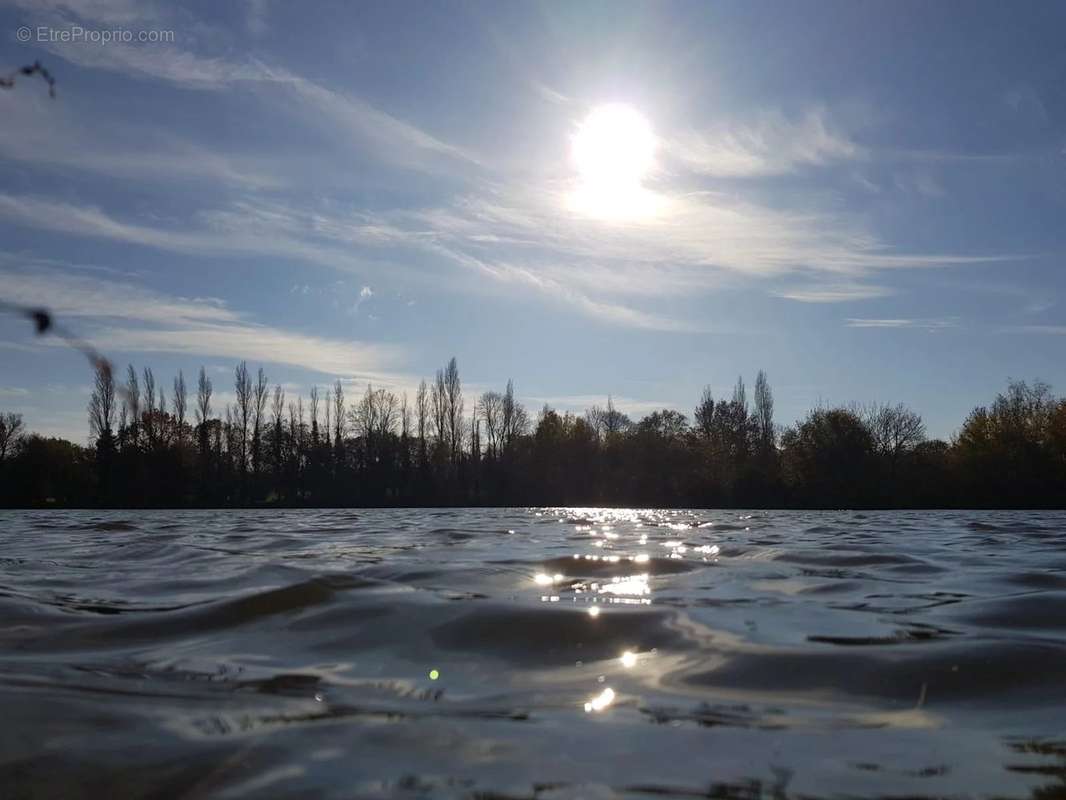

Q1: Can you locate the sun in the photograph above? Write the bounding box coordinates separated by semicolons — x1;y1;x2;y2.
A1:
568;103;661;221
572;103;656;187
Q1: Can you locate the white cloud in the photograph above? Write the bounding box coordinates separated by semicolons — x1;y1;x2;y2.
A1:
0;255;235;325
0;183;1010;328
9;0;474;174
894;171;946;198
7;0;148;26
257;68;480;171
0;194;415;284
0;94;280;188
668;110;862;178
1003;325;1066;335
350;285;374;316
91;322;399;378
0;7;1017;333
389;181;1006;305
0;259;406;379
775;283;895;303
845;317;959;330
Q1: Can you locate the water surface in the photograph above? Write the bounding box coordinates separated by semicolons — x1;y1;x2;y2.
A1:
1;508;1064;798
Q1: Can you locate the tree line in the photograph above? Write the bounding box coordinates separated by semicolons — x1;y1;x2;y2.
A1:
2;358;1065;508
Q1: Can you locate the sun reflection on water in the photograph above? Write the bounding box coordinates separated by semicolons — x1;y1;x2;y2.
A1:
583;686;615;713
533;572;565;586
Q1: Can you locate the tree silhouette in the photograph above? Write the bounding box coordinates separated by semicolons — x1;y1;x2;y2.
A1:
2;363;1065;509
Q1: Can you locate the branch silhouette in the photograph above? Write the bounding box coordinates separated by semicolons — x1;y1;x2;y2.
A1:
0;61;57;98
0;65;107;379
0;300;115;386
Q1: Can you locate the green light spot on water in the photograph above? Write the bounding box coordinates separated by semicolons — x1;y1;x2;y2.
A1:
429;669;440;681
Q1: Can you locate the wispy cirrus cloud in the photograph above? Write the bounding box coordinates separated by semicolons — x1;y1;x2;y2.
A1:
0;183;1012;330
0;192;697;332
0;258;406;379
377;181;1007;320
8;0;261;88
8;0;150;26
8;0;476;174
1001;325;1066;335
0;0;1022;334
667;110;862;178
0;193;418;284
845;317;959;331
254;67;481;170
775;282;895;303
0;94;280;189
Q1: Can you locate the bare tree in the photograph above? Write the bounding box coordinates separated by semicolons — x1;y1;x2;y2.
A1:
375;388;398;438
196;366;212;457
416;379;429;463
352;383;376;443
196;367;212;424
124;364;141;447
271;384;285;476
296;396;305;448
142;367;157;448
865;402;925;473
694;386;715;439
88;361;116;445
332;379;345;446
470;406;480;461
309;385;320;445
224;404;237;468
501;379;528;448
732;376;748;415
172;371;187;444
271;385;286;428
400;391;411;439
234;361;252;473
431;368;447;451
0;412;25;460
443;357;464;462
287;399;298;443
754;370;774;450
353;384;398;443
481;390;504;459
324;386;332;448
252;367;269;474
588;395;629;440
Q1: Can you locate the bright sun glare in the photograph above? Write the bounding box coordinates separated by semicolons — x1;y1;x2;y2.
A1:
568;103;661;221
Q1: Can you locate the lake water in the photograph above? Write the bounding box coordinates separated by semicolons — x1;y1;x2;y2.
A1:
1;508;1064;799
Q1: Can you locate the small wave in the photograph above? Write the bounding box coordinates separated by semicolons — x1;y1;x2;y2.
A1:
1006;571;1066;590
682;640;1066;704
431;604;687;665
71;520;139;532
775;551;930;568
960;592;1066;631
540;555;704;577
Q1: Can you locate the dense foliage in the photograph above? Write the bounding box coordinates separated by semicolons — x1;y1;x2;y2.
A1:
2;360;1065;509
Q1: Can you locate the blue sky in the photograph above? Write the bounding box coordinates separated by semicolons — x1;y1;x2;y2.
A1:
1;0;1065;441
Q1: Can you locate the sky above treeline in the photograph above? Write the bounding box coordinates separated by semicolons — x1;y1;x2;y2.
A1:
1;0;1065;442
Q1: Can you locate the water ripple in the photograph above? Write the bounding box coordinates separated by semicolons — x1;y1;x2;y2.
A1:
0;507;1063;798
